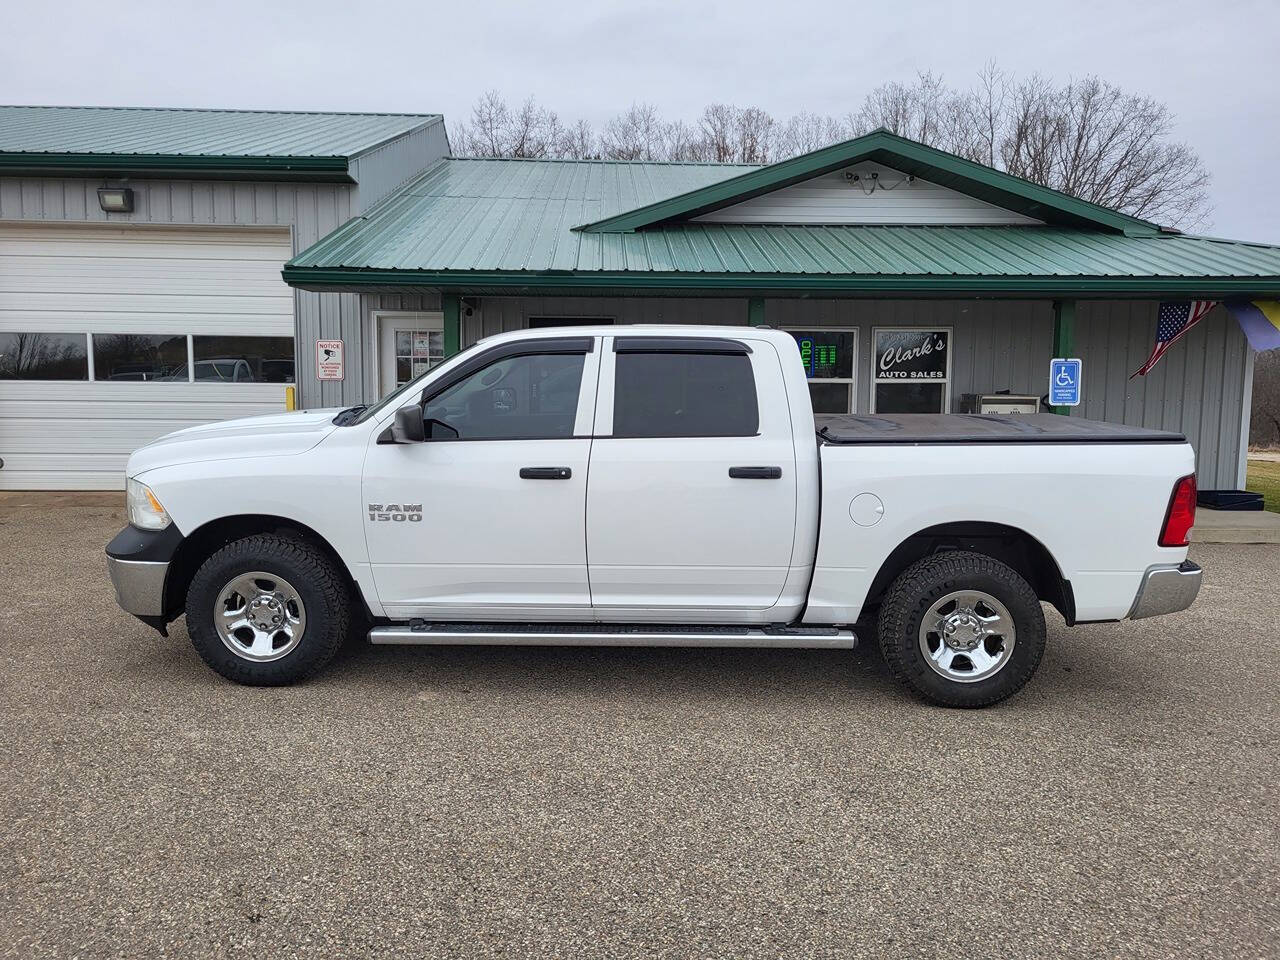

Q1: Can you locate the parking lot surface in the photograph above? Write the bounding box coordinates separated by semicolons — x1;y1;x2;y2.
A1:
1;491;1277;959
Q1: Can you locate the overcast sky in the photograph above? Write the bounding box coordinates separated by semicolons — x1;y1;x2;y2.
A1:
5;0;1277;241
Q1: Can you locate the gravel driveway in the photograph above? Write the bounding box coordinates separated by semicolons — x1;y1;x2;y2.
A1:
1;492;1276;959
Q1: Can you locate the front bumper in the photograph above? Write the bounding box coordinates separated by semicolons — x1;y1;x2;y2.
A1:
1128;560;1203;620
107;556;169;616
105;523;184;619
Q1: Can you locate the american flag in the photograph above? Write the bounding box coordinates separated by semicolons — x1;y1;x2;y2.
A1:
1130;300;1217;378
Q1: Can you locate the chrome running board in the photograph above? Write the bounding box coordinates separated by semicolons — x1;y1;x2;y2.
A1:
369;621;856;649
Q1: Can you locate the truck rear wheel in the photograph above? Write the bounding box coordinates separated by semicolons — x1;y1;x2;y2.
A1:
185;534;349;685
877;551;1045;708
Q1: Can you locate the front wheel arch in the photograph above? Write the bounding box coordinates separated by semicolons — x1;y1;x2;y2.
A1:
163;514;368;625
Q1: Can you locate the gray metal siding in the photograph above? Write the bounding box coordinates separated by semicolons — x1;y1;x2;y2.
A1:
0;175;359;409
453;295;1244;488
0;117;449;413
764;298;1056;410
349;120;450;214
468;297;746;346
1073;301;1249;488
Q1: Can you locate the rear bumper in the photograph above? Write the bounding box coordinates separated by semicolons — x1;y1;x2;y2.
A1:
1128;560;1202;620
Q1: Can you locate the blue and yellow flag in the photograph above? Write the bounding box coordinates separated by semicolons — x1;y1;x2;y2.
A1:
1225;300;1280;351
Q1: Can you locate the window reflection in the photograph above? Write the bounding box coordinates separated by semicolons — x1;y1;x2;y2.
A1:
0;333;89;380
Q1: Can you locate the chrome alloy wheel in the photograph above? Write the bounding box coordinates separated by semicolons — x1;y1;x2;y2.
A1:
214;572;307;662
918;590;1016;683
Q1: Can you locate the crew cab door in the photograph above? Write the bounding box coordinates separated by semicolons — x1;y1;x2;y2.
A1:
363;336;600;620
586;335;798;617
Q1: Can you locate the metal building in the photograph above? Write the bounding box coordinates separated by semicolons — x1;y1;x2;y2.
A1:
0;106;448;488
2;114;1276;491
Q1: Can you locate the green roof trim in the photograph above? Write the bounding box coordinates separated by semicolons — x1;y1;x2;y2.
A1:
282;265;1280;298
0;106;441;179
573;129;1164;237
0;151;353;179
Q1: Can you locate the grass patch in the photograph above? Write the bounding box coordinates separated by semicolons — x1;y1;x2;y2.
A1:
1247;458;1280;513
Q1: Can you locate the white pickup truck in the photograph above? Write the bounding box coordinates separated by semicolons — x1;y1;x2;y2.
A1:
107;326;1202;706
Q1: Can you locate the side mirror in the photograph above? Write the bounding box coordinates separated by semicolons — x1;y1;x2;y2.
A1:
377;404;425;444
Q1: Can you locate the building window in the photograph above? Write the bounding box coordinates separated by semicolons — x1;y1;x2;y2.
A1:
613;352;759;438
395;330;444;389
0;332;89;380
91;333;189;382
786;329;857;413
193;335;295;383
872;328;951;413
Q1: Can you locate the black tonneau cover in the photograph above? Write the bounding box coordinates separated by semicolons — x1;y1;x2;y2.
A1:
815;413;1185;445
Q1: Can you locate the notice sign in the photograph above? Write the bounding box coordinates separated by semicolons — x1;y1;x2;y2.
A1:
316;339;344;381
875;329;949;380
1049;357;1082;406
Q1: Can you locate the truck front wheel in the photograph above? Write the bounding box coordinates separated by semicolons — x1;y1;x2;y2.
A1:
185;534;350;685
877;551;1046;708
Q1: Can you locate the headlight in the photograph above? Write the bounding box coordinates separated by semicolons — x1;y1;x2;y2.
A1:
126;477;171;530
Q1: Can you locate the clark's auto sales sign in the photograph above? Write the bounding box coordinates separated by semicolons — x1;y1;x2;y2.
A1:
875;329;949;380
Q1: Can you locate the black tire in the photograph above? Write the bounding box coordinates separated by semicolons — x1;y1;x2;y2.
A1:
876;551;1045;708
185;534;350;685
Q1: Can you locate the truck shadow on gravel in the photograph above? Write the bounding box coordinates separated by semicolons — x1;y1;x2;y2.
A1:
137;614;1130;708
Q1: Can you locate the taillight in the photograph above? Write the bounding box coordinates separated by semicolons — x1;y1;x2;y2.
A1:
1159;473;1197;547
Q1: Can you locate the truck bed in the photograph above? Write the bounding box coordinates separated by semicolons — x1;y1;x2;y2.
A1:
814;413;1185;445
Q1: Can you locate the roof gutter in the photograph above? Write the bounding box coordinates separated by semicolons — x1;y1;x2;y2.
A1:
281;266;1280;298
0;152;353;180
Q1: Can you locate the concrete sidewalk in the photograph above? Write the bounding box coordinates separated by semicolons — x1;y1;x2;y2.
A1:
1193;506;1280;544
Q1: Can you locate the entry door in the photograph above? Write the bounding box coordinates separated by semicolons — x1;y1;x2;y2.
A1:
363;337;601;620
377;313;444;395
586;336;798;618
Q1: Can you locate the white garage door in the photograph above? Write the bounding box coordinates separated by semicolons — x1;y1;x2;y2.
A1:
0;223;295;490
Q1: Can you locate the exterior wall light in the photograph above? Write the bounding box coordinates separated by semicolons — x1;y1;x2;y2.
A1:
97;187;134;213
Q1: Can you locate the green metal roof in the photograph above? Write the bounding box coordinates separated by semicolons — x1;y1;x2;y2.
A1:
0;106;441;178
284;156;1280;297
575;129;1164;237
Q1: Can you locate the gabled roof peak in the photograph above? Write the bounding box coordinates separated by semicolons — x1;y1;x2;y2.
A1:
573;129;1162;237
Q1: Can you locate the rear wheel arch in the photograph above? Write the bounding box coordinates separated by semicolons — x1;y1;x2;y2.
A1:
863;521;1074;624
163;515;367;623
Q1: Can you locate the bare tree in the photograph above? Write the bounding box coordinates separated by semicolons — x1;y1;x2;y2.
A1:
600;103;665;160
451;91;565;159
777;111;848;157
448;73;1212;226
662;119;708;162
698;103;739;163
859;70;1210;227
556;118;597;160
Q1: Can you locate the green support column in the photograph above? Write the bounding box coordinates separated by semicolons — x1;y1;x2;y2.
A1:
443;293;461;357
1050;299;1076;415
747;297;766;326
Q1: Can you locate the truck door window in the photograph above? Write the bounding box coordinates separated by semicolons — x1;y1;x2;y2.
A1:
422;352;585;440
612;352;759;438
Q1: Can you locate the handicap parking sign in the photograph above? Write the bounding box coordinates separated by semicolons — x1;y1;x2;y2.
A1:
1049;358;1082;407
